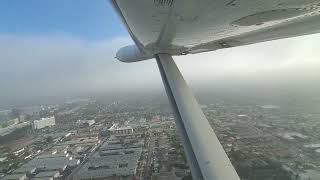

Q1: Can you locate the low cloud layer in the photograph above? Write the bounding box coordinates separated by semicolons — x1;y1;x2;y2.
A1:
1;33;320;106
0;34;160;105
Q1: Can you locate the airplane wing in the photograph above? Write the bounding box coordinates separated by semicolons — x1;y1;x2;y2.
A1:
110;1;320;180
112;0;320;59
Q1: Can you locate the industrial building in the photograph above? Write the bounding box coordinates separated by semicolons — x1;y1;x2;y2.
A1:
100;134;144;151
76;120;95;127
108;123;134;135
72;157;138;180
151;171;178;180
73;133;144;180
23;154;79;171
32;171;60;179
2;174;27;180
10;154;79;180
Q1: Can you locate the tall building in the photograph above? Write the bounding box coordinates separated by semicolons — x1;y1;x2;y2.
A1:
32;116;55;130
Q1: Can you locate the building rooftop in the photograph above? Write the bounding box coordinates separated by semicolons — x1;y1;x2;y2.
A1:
30;177;53;180
73;132;144;179
17;154;79;172
108;123;133;131
60;136;99;146
98;147;142;161
100;136;144;151
34;171;59;178
2;174;27;180
13;167;37;175
73;157;138;179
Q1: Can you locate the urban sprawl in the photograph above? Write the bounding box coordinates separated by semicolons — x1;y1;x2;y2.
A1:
0;97;320;180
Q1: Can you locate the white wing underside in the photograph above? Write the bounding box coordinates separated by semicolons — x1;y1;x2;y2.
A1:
113;0;320;56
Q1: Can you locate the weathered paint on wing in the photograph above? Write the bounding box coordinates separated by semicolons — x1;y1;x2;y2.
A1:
113;0;320;57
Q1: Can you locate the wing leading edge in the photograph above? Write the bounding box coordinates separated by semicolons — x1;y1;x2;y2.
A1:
112;0;320;58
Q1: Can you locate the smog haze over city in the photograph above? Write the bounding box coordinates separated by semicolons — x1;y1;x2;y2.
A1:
1;1;320;180
0;1;320;107
1;33;320;107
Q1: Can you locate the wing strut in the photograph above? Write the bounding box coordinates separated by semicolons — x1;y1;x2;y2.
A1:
155;54;240;180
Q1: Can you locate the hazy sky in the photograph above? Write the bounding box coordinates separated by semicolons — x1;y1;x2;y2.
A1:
1;1;320;106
